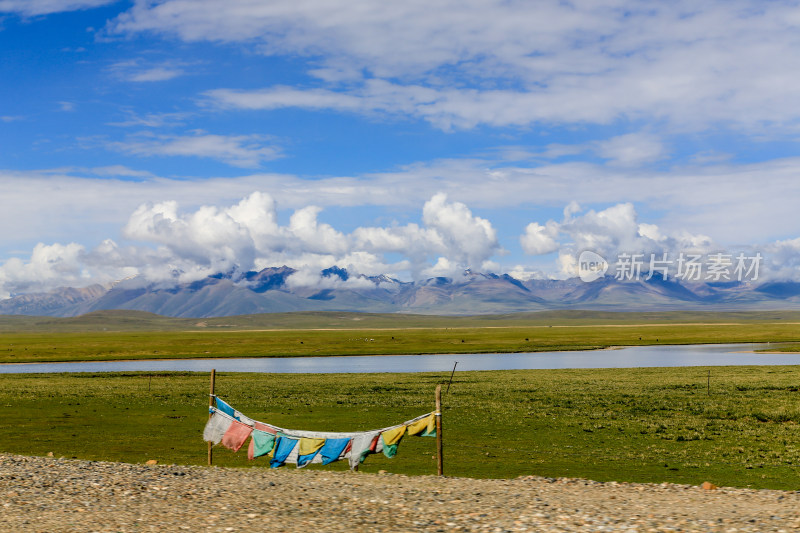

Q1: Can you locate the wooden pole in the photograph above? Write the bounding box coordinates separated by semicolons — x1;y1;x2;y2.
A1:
446;361;458;393
208;369;216;466
435;384;443;476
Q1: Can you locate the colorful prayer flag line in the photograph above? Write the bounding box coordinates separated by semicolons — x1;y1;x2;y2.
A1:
203;395;435;469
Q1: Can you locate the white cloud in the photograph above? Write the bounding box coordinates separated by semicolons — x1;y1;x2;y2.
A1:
284;267;380;290
287;206;350;256
507;265;547;281
519;202;716;278
109;1;800;131
593;133;668;166
0;243;87;298
520;221;559;255
43;165;157;180
6;152;800;261
0;0;114;16
576;203;715;258
206;82;617;130
86;165;156;179
207;86;364;113
2;188;800;295
0;191;505;295
538;144;587;160
690;150;734;165
421;193;499;269
533;133;668;166
107;111;189;128
123;200;258;274
225;191;281;252
563;201;581;219
637;223;663;242
421;256;459;278
128;66;184;82
109;132;282;168
109;59;188;83
565;203;647;255
353;193;501;277
556;251;579;280
760;238;800;281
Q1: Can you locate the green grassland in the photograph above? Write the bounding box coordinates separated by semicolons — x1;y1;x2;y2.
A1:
2;368;800;489
1;310;800;363
757;343;800;352
4;309;800;333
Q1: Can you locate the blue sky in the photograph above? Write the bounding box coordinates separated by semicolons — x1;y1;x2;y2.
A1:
3;0;800;296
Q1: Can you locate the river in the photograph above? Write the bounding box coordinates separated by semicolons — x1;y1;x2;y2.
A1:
0;343;797;373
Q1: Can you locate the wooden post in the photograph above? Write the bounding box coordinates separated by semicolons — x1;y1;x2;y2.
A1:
446;361;458;393
208;369;216;466
435;384;443;476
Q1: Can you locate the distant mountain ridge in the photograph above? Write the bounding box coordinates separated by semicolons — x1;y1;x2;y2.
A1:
2;266;800;318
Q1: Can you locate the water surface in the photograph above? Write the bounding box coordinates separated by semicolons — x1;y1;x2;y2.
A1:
0;343;796;374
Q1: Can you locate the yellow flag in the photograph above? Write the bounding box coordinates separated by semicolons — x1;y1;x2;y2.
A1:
298;437;326;456
407;414;434;436
381;425;406;446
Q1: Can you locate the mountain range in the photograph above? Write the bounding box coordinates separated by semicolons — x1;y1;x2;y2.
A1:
3;266;800;318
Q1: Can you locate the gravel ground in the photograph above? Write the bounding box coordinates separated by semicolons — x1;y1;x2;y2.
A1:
1;453;799;532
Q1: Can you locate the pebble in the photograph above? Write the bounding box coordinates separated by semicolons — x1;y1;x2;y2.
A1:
0;453;798;531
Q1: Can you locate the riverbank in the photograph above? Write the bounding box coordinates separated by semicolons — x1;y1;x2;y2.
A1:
1;453;798;532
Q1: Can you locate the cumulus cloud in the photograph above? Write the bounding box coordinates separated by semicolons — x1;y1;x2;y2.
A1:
2;190;800;296
422;193;498;268
286;206;350;256
563;203;654;256
760;238;800;281
353;193;501;278
0;243;87;298
520;202;716;279
520;221;559;255
109;132;282;168
0;191;506;297
123;199;259;274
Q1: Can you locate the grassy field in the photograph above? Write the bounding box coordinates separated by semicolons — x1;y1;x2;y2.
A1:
1;313;800;363
4;309;800;333
2;368;800;490
759;343;800;352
